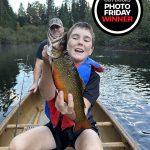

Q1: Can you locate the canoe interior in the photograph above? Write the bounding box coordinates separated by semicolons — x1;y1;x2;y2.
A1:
0;91;43;146
0;91;140;150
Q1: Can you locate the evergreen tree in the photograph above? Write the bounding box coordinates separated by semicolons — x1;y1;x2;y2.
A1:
59;2;72;29
78;0;87;21
26;1;46;26
0;0;16;28
71;0;80;23
18;3;26;27
136;0;150;44
38;4;47;24
47;0;55;23
70;0;88;23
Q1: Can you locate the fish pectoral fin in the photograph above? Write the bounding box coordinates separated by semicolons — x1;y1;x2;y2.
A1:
74;117;91;132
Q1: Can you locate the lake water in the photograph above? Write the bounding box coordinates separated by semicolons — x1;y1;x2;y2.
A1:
0;45;150;150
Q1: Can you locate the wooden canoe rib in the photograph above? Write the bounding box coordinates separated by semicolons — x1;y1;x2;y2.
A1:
0;91;140;150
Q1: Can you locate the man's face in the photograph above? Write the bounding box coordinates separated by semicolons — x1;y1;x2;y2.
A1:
50;25;64;39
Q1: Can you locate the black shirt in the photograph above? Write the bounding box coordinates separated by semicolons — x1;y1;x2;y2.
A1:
83;69;100;105
36;39;47;59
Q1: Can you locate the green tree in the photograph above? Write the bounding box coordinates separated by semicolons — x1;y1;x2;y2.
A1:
38;3;47;24
71;0;80;23
0;0;16;28
71;0;89;23
18;3;26;27
78;0;87;20
26;1;46;25
136;0;150;45
47;0;55;22
59;2;72;29
18;3;26;16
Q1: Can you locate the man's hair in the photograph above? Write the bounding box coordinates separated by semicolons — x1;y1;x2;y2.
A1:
67;22;95;46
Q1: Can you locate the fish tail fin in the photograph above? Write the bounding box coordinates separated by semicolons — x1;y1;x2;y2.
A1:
74;117;91;132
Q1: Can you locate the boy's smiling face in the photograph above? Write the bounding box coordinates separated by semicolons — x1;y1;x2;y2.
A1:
67;27;93;64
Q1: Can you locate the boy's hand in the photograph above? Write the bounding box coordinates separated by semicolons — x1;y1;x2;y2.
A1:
55;91;76;120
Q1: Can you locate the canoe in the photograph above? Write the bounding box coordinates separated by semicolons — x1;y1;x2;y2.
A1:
0;90;140;150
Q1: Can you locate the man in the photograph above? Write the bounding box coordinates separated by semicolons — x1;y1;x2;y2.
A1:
29;18;64;93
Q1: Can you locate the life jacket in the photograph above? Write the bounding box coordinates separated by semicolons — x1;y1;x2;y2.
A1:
45;57;104;129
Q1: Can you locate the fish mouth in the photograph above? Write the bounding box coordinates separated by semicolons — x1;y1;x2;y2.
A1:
75;48;84;53
47;33;66;58
47;39;62;58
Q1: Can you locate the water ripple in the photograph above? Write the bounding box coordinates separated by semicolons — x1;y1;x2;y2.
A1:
98;64;150;150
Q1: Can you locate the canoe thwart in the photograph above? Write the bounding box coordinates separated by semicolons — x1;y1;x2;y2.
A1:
103;142;126;148
6;121;113;129
0;147;9;150
6;124;40;129
96;121;113;127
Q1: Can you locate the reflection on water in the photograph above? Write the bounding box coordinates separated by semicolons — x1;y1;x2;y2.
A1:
92;49;150;150
0;45;150;150
0;44;36;122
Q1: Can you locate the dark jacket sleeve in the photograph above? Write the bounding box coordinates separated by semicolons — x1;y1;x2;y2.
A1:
83;70;100;105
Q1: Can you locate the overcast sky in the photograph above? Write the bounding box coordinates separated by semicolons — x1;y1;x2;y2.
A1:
9;0;93;13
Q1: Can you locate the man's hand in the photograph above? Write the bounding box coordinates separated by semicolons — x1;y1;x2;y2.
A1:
55;91;76;120
29;82;38;93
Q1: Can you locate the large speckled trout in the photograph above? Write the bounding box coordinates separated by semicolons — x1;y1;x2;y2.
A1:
47;32;91;131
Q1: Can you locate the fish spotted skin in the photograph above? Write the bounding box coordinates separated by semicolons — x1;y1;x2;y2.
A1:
47;33;91;131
